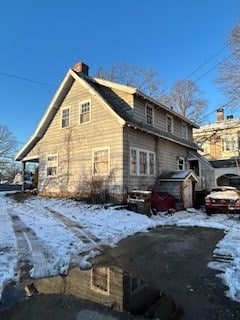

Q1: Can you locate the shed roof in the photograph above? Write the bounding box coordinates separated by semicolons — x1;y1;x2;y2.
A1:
158;170;198;182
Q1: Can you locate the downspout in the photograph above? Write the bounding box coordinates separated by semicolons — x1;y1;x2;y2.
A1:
21;161;26;192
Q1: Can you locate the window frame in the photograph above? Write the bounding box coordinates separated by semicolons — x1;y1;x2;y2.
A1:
130;147;156;176
222;136;237;152
166;114;173;133
145;104;154;126
46;154;58;177
91;267;110;295
178;157;185;171
181;122;188;139
79;99;91;125
92;146;110;176
61;107;70;129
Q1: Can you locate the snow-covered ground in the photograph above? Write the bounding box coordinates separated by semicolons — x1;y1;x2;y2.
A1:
0;192;240;304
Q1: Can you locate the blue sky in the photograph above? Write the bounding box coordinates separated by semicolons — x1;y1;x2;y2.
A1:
1;0;240;148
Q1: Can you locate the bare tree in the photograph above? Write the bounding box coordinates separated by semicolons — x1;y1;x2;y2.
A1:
159;80;207;124
217;23;240;106
96;62;165;98
0;124;17;167
96;63;206;123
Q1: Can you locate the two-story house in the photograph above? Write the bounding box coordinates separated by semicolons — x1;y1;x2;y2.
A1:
193;108;240;187
15;62;210;207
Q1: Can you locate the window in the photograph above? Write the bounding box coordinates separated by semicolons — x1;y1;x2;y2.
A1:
139;151;147;174
222;136;237;152
80;100;91;124
181;123;188;139
189;159;199;176
166;115;173;133
178;157;185;170
46;154;58;177
145;105;154;126
93;147;109;175
91;267;109;294
149;152;155;175
61;108;70;128
130;149;137;174
130;148;156;176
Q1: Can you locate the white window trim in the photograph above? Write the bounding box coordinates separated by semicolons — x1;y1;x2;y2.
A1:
46;154;58;177
130;147;156;176
178;156;185;171
79;99;91;125
90;267;110;295
145;104;154;126
166;114;174;133
61;107;70;129
92;146;110;176
181;122;188;139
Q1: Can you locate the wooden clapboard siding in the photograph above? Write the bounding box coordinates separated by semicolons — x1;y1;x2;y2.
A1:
133;95;193;143
28;79;124;196
123;126;157;191
122;125;191;192
157;138;189;173
19;68;202;201
109;87;134;109
35;266;125;312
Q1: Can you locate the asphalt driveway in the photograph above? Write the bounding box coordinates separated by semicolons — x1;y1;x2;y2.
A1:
94;226;240;320
1;226;240;320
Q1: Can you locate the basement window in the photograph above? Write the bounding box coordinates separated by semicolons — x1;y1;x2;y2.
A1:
46;154;58;177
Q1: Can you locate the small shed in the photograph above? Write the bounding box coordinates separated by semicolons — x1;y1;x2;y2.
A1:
155;170;198;210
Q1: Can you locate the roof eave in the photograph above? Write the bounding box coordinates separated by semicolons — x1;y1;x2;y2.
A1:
15;70;75;161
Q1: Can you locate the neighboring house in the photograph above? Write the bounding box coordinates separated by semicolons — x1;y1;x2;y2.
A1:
16;62;208;206
193;108;240;187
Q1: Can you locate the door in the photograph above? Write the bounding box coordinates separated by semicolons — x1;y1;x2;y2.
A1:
183;180;193;208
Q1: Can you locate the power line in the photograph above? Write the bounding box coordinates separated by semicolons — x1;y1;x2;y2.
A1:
184;45;228;80
198;97;239;123
194;51;236;83
0;71;57;87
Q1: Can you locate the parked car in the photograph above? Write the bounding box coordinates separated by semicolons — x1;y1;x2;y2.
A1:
205;186;240;215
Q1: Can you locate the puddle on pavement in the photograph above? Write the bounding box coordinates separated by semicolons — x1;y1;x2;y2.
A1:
0;266;179;319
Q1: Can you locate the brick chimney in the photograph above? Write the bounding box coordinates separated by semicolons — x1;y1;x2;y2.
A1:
72;62;89;76
216;108;224;122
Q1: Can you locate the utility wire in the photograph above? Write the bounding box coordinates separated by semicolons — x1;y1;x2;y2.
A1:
0;71;57;87
194;51;236;83
198;97;239;123
184;45;228;80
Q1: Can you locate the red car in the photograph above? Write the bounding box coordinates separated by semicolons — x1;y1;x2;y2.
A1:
205;186;240;215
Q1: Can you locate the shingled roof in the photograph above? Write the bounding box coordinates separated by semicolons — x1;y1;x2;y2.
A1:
15;65;199;161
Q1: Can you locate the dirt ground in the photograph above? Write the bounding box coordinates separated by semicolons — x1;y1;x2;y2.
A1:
1;226;240;320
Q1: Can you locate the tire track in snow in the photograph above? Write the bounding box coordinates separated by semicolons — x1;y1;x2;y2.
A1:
43;206;101;246
23;203;101;247
8;210;54;279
